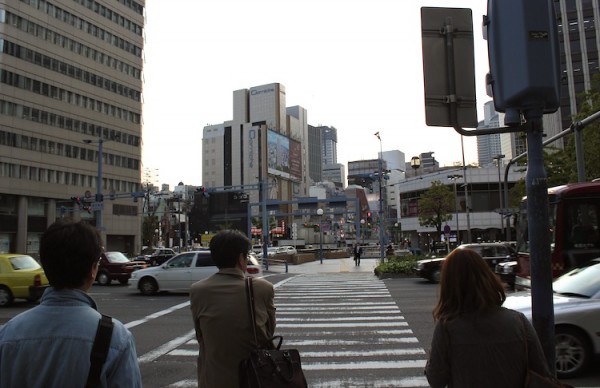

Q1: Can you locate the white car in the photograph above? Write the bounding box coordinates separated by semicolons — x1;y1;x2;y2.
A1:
129;250;262;295
276;246;297;255
503;258;600;379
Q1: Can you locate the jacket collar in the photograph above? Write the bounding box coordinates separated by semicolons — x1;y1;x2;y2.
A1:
217;267;245;279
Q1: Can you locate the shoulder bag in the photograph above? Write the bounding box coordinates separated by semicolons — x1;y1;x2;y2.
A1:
239;277;307;388
86;314;114;388
518;315;573;388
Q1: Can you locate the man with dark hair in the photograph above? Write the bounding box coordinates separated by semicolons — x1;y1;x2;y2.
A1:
0;220;142;387
190;229;276;387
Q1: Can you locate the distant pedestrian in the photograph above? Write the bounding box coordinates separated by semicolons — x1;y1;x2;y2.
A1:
353;243;363;266
0;220;142;388
425;248;552;387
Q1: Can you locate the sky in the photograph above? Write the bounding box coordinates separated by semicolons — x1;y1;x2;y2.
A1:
142;0;491;188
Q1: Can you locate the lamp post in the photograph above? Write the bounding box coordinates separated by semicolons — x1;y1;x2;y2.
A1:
374;132;385;262
317;208;324;264
448;174;462;245
410;156;421;176
493;154;506;240
82;137;106;233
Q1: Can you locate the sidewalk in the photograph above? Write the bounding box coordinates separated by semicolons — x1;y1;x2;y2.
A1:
265;256;380;274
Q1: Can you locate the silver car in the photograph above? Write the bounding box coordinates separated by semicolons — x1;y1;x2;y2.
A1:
129;250;263;295
503;258;600;378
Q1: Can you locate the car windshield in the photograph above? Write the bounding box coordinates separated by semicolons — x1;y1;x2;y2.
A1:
553;260;600;298
105;252;131;263
9;255;42;270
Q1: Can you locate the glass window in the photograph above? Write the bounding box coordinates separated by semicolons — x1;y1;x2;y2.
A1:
195;253;216;267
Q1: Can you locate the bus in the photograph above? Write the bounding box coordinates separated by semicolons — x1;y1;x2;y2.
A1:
515;181;600;288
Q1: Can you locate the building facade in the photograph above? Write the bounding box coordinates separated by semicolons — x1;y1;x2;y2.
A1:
0;0;145;255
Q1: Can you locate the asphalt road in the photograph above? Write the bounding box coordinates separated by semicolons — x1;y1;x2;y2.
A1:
0;260;598;387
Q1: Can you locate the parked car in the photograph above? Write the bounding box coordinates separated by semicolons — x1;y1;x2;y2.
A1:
415;242;517;283
96;251;147;286
130;250;263;295
276;246;297;255
256;247;278;259
0;253;49;306
251;245;264;254
503;258;600;378
137;247;176;266
495;260;518;289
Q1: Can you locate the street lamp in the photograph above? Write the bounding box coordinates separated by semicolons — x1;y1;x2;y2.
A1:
374;132;385;262
448;174;463;245
82;137;108;233
317;208;324;264
493;154;506;240
410;156;421;176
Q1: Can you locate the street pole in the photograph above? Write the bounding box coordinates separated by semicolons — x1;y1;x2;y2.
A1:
317;208;324;264
375;132;385;262
494;154;506;240
95;139;103;232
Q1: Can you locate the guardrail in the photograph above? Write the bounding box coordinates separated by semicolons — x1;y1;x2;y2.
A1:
264;257;289;273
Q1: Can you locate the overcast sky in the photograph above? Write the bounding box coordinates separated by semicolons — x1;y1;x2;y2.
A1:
142;0;491;188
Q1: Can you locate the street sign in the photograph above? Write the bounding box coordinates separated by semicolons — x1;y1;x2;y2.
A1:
91;202;104;211
443;224;451;235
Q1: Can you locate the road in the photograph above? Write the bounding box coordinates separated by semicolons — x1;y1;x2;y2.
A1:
1;258;598;387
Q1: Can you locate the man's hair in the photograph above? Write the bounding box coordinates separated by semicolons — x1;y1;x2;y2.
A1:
432;248;506;323
40;220;103;289
209;230;251;269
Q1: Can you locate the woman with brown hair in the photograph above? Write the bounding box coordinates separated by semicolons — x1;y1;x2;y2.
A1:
425;248;551;387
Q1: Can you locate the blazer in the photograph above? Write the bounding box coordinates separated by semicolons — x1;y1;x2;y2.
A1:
190;268;276;388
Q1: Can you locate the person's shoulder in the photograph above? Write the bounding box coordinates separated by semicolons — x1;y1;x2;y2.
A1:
252;277;274;291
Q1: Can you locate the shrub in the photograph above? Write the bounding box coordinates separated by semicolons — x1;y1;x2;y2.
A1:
374;255;417;275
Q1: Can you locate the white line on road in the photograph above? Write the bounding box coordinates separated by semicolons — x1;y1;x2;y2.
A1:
125;301;190;329
138;329;196;364
302;359;427;370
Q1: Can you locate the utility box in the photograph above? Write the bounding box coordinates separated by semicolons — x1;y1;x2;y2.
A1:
484;0;561;125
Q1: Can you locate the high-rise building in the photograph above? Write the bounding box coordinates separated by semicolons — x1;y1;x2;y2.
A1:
307;125;322;183
202;83;309;205
319;126;337;165
554;0;600;129
0;0;145;255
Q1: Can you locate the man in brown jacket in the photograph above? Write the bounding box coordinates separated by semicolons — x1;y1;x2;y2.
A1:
190;230;276;387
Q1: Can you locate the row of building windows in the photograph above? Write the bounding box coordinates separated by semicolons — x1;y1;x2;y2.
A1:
1;40;141;102
1;11;142;79
0;162;140;194
72;0;143;36
114;0;144;16
0;129;140;171
17;0;142;57
0;70;141;124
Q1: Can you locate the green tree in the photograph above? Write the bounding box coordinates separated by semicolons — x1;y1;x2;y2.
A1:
141;215;159;247
418;180;454;238
544;74;600;183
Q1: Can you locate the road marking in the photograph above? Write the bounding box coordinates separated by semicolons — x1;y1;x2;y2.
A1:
125;301;190;329
138;329;196;364
302;359;427;370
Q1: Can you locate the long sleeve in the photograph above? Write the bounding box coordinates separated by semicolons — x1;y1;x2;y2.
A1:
425;321;450;388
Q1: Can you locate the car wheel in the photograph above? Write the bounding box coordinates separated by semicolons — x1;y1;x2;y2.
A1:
431;269;441;283
139;278;158;295
97;271;111;286
555;326;592;378
0;286;14;307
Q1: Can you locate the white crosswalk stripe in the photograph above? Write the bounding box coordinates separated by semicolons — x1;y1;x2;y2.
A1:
273;273;429;387
160;273;430;387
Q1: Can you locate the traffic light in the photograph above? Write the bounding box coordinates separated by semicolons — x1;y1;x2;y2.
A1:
196;186;210;199
484;0;560;124
70;196;82;209
367;211;372;224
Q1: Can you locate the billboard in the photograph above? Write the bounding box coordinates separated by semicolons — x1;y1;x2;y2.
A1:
267;130;301;181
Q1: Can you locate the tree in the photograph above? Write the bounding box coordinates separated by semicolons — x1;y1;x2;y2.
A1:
418;181;454;238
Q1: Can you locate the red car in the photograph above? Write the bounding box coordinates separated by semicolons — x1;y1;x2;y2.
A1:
96;252;147;285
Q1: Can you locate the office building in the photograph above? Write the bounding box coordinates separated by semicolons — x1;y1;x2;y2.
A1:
0;0;145;255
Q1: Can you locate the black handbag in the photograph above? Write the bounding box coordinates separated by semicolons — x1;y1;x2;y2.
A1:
518;315;574;388
239;277;307;388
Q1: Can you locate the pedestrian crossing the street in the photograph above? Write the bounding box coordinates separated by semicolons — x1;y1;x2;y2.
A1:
274;273;429;387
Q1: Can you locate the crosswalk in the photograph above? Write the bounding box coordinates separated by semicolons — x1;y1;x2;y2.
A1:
274;273;429;387
158;273;430;387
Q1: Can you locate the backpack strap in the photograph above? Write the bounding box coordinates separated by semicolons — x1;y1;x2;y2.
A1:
86;314;114;388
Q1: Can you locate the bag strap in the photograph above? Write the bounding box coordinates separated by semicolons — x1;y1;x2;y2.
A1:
245;277;259;347
86;314;114;388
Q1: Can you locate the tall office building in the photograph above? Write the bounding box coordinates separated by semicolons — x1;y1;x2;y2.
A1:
0;0;145;255
307;124;322;183
202;83;309;206
555;0;600;129
319;125;337;165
